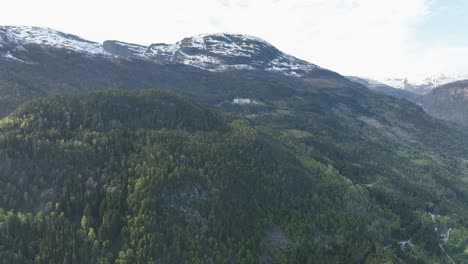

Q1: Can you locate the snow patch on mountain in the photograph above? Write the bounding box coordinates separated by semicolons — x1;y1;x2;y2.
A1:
233;98;258;105
1;52;34;64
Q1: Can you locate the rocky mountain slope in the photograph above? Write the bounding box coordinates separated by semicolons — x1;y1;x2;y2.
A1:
419;80;468;126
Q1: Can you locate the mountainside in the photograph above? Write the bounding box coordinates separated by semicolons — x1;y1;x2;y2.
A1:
0;25;468;263
419;80;468;126
0;46;347;119
346;76;419;100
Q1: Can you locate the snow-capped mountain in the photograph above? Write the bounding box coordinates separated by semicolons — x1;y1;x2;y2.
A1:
380;74;468;95
0;26;320;77
142;33;318;76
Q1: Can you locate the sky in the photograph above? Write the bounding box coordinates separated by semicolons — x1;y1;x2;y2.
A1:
1;0;467;79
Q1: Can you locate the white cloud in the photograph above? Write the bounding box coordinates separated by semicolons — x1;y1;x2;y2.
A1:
2;0;464;79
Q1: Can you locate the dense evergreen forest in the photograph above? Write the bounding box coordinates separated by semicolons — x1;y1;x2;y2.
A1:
0;90;466;263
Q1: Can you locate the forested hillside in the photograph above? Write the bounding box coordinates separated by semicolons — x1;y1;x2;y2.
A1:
0;90;466;263
0;90;390;263
248;80;468;263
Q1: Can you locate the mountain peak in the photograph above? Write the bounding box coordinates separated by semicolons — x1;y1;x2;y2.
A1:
182;33;272;47
143;33;318;76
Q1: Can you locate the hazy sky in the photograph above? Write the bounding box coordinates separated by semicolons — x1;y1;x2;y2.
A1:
2;0;467;79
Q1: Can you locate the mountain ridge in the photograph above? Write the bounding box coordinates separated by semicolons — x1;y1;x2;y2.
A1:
0;26;320;77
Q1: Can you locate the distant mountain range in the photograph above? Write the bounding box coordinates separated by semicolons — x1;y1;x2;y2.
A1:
380;74;468;95
347;74;468;96
345;76;419;100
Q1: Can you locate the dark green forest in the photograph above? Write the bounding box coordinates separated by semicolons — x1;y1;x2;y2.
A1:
0;90;390;263
0;90;466;263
